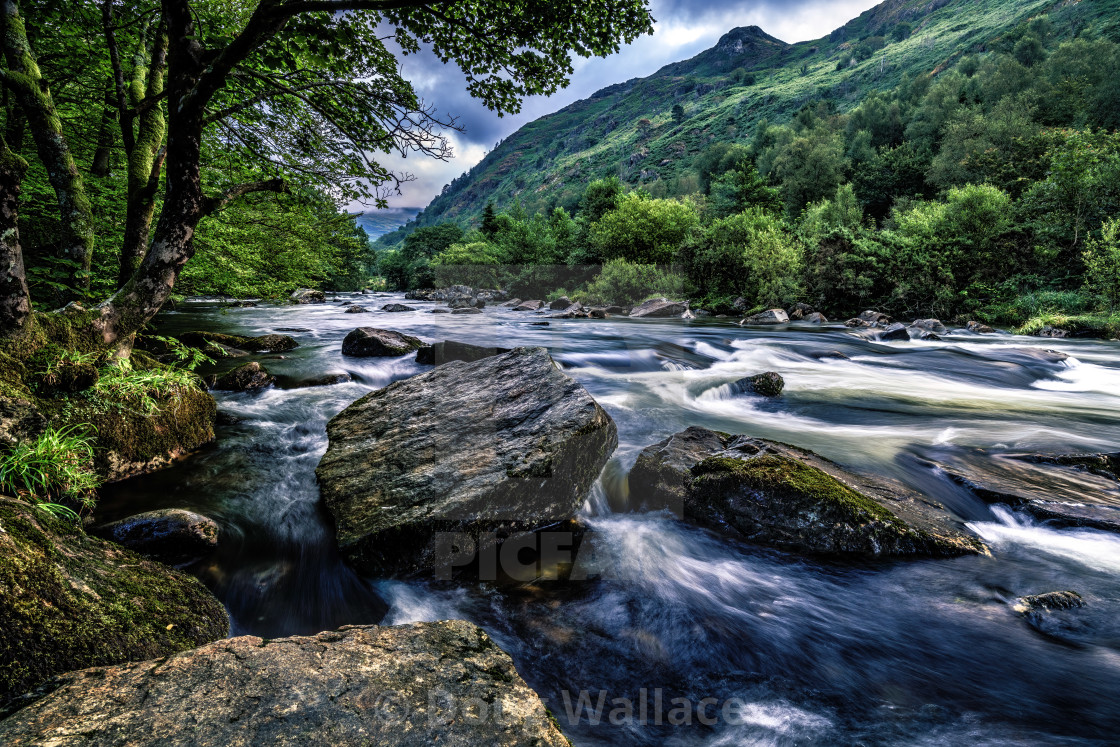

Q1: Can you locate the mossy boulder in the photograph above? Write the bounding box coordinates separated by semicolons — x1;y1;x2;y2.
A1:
205;362;275;392
628;426;987;558
731;372;784;397
177;331;297;354
0;498;229;709
58;385;217;482
341;327;425;357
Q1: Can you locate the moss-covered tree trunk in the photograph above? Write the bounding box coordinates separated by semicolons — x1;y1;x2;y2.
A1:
0;134;29;336
0;0;96;302
89;86;118;178
119;24;168;288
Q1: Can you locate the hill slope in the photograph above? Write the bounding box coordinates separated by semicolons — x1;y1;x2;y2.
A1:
377;0;1119;246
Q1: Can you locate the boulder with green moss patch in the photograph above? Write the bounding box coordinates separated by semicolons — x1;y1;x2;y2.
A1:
628;426;986;558
0;497;229;709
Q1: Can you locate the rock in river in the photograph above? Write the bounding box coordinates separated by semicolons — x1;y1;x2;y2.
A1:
0;497;228;707
316;347;618;574
91;509;219;566
629;298;688;318
731;372;785;397
627;426;987;558
290;288;326;304
740;309;789;325
382;303;416;313
416;340;511;366
0;620;569;747
205;361;275;391
341;327;425;357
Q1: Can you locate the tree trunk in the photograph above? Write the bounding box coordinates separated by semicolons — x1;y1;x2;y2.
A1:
90;87;118;178
119;25;169;288
0;135;30;337
1;0;96;302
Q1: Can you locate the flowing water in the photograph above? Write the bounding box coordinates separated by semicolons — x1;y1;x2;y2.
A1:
98;293;1120;745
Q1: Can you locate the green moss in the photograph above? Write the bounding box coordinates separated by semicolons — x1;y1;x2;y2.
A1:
1015;312;1120;339
691;454;901;524
0;498;228;707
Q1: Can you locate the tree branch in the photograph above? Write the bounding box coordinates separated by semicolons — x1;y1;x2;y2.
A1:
201;178;289;216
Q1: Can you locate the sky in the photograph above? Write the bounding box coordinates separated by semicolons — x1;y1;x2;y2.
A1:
362;0;881;213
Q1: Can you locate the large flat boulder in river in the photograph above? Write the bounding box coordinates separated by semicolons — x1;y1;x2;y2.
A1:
0;498;229;707
0;620;569;746
341;327;425;357
316;347;618;574
628;427;986;558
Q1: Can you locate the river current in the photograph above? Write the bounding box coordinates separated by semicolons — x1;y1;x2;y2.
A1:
98;293;1120;746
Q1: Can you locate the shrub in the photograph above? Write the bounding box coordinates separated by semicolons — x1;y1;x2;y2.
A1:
1083;218;1120;312
578;259;691;305
589;193;699;264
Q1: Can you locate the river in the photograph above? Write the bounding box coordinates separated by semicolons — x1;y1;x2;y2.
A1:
98;292;1120;746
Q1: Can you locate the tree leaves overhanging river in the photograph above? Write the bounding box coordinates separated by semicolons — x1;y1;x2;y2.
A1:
98;293;1120;746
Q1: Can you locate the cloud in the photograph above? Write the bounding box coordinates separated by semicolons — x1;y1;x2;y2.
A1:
358;0;879;212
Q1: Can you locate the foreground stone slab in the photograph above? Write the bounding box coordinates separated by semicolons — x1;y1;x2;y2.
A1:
0;620;570;747
317;347;617;574
629;427;987;558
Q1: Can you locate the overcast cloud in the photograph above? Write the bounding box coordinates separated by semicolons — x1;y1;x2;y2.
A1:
362;0;880;212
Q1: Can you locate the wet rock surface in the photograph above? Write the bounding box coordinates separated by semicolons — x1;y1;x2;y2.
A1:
91;509;220;566
630;298;689;318
205;362;275;391
415;340;512;366
0;620;569;747
341;327;425;357
628;427;987;558
316;348;618;574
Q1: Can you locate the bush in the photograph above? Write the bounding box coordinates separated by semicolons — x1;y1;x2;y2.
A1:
1082;218;1120;312
589;193;699;264
578;259;691;305
431;240;505;289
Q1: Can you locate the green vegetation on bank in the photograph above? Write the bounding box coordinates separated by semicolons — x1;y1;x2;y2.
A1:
377;10;1120;331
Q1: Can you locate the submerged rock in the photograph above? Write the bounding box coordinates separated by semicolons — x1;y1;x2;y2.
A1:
731;372;785;397
627;426;986;558
296;372;353;387
630;298;689;318
92;509;219;566
290;288;326;304
240;334;299;353
341;328;425;357
382;303;417;313
316;348;618;574
0;620;568;746
206;362;275;391
0;497;228;707
416;341;511;366
740;309;789;325
452;307;483;314
344;305;370;313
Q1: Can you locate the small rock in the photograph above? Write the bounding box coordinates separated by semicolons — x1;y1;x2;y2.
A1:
805;312;828;324
345;305;369;313
740;309;789;325
205;362;275;391
808;350;849;360
858;309;891;324
226;300;257;308
341;328;425;357
240;334;298;353
290;288;326;304
549;296;572;310
966;321;996;334
878;323;911;341
513;300;544;311
448;297;476;309
912;318;948;334
92;509;219;566
430;308;450;314
381;303;416;313
529;321;551;326
787;302;815;320
589;309;608;319
1036;325;1069;338
845;318;873;328
630;298;689;318
731;372;785;397
500;298;523;308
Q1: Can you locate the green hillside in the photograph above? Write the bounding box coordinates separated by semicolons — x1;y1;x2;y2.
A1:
378;0;1119;246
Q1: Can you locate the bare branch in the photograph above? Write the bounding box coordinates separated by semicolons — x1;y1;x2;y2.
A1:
201;178;290;216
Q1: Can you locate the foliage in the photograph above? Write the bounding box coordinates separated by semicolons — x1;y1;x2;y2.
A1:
93;361;206;416
1082;218;1120;312
0;426;100;521
578;259;690;306
589;193;699;264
